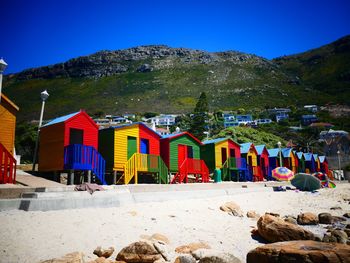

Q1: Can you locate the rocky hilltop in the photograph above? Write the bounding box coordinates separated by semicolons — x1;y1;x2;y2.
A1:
3;36;350;122
12;45;275;80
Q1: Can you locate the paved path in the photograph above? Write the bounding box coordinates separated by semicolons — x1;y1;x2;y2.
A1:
15;170;65;188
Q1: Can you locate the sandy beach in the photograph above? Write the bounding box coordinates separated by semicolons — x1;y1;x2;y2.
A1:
0;183;349;263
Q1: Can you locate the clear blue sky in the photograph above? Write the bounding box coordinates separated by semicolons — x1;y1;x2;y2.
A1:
1;0;350;73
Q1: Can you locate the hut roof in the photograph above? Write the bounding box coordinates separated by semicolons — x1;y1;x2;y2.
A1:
267;148;280;157
296;152;304;160
240;142;253;154
255;145;267;155
110;122;161;137
282;148;293;158
42;111;80;127
318;156;326;163
161;132;202;144
304;153;314;161
1;93;19;111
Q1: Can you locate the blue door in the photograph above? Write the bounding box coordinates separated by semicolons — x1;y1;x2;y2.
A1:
140;138;149;154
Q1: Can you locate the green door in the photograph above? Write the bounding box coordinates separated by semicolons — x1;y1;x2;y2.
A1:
127;136;137;159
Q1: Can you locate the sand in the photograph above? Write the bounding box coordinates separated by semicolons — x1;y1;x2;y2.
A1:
0;183;349;263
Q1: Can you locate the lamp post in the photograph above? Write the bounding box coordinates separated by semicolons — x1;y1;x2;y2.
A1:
277;141;282;167
337;150;341;180
32;90;50;171
0;58;8;103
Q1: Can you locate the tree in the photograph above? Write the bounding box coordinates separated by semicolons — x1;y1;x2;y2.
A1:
189;92;209;140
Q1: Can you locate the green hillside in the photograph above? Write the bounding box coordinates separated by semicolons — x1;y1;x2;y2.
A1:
3;37;350;122
274;35;350;100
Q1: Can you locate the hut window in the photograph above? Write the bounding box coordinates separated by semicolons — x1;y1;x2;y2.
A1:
69;128;84;145
187;146;193;158
140;138;149;154
230;149;236;158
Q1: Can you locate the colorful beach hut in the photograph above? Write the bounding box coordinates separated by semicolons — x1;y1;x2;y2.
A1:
160;132;209;183
267;148;281;179
240;143;258;181
0;94;19;184
296;152;306;173
255;145;269;181
281;148;298;173
98;122;168;184
318;156;329;174
304;153;316;174
38;110;106;184
313;154;320;171
201;138;248;181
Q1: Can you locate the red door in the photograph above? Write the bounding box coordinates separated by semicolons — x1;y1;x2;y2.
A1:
178;144;187;169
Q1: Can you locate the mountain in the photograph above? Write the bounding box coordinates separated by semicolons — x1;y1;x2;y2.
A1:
273;35;350;98
3;36;350;122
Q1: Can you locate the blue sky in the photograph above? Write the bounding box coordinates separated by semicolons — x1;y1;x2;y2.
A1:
1;0;350;73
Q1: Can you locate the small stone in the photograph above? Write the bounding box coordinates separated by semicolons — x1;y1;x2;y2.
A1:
331;230;348;244
198;252;241;263
174;254;197;263
284;216;297;225
330;206;342;210
175;242;211;254
93;246;114;258
265;212;280;217
220;201;243;217
297;212;318;225
246;211;260;219
343;212;350;218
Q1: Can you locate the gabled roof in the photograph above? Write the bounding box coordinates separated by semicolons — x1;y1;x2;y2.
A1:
318;156;327;163
161;131;202;145
281;148;293;158
1;93;19;111
313;154;318;161
111;122;161;138
240;143;252;154
304;153;314;161
42;111;80;127
296;152;304;160
267;148;280;157
202;138;227;144
255;145;267;155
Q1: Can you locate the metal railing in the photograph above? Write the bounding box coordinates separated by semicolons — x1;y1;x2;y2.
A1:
0;142;16;184
64;144;106;185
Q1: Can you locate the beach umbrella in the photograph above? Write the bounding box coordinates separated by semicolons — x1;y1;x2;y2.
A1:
321;180;336;188
272;167;295;181
291;173;321;191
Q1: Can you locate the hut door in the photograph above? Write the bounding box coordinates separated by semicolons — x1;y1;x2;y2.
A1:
140;138;149;154
178;144;187;169
261;158;266;176
127;136;137;159
69;128;84;145
248;155;253;166
221;148;227;165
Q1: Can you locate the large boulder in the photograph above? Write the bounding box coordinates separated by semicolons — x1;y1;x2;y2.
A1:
257;214;317;242
247;240;350;263
297;212;318;225
220;201;243;217
116;241;162;262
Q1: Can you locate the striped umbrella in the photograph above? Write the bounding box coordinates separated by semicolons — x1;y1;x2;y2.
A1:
272;167;295;181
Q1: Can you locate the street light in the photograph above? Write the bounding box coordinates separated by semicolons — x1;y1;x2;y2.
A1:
277;141;283;167
337;150;341;180
32;90;50;171
0;58;8;103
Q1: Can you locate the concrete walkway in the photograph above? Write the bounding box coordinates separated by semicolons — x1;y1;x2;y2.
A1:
15;170;65;188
